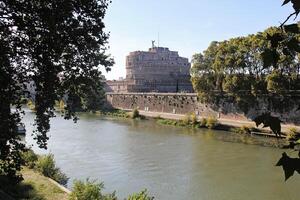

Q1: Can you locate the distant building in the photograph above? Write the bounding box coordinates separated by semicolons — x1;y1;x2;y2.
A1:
25;81;36;101
105;45;193;93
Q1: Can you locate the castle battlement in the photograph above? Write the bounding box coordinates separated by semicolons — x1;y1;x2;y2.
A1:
105;45;193;93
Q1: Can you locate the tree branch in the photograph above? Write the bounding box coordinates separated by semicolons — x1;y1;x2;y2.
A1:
280;11;297;28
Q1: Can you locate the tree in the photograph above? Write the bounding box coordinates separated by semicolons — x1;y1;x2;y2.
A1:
272;0;300;181
0;0;114;182
191;27;300;113
192;0;300;181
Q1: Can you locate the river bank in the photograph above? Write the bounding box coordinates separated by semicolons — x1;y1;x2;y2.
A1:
97;109;292;148
0;167;69;200
100;109;300;143
22;110;300;200
138;110;300;136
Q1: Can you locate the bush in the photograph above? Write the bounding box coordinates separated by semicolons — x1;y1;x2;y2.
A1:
157;119;177;126
200;118;207;127
132;108;140;119
126;189;154;200
102;109;130;118
69;179;117;200
182;114;190;125
36;154;69;186
206;117;218;129
286;127;300;141
234;126;251;135
190;113;198;125
52;170;69;186
21;149;38;169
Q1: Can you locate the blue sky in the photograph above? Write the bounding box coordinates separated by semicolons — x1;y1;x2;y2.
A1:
102;0;295;80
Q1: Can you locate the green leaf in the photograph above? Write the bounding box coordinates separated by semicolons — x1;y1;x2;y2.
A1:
282;0;291;6
283;47;291;56
287;37;300;53
261;49;279;68
266;33;283;48
284;24;299;34
291;0;300;14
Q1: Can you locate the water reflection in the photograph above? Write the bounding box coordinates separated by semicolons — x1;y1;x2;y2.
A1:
22;111;300;200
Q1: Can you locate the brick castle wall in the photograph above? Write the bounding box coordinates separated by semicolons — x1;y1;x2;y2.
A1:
106;92;300;125
105;93;248;121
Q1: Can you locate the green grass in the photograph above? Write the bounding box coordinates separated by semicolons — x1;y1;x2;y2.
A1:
100;109;146;120
0;167;68;200
100;109;130;118
157;119;179;126
156;115;220;130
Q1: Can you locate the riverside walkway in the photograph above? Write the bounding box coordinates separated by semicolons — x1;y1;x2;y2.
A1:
137;110;298;136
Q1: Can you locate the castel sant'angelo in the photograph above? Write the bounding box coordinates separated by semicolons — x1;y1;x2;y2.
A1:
105;42;193;93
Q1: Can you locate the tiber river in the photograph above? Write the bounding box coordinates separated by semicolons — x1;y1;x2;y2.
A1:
22;110;299;200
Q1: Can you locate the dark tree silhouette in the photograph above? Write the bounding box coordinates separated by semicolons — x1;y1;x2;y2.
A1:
253;113;282;137
268;0;300;181
276;152;300;181
0;0;113;182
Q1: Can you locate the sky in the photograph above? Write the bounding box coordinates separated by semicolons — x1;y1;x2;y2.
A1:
102;0;295;80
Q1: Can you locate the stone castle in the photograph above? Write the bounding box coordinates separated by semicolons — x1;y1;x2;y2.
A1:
105;44;193;93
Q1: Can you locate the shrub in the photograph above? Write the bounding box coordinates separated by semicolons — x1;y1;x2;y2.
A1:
195;124;201;129
52;170;69;186
190;112;198;125
157;119;177;126
126;189;154;200
206;116;218;129
200;118;207;127
21;149;38;169
69;179;117;200
182;114;190;125
234;126;251;135
286;127;300;141
36;154;69;186
132;108;140;119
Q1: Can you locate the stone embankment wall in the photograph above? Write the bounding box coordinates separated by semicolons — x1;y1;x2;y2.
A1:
105;92;248;121
106;92;300;125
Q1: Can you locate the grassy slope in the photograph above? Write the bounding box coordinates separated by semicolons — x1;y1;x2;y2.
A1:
0;167;68;200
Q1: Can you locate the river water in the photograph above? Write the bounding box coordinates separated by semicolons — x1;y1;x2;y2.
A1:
22;110;299;200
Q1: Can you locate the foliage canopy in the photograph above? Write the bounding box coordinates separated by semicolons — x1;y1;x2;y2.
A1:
191;26;300;113
0;0;113;181
192;0;300;181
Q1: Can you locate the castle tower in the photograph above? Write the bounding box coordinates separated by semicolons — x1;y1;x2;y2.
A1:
125;46;193;92
105;46;193;93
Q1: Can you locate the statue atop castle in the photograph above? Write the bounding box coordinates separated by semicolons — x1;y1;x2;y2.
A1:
151;40;156;48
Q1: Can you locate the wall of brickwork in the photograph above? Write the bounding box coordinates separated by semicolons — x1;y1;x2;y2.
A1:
105;92;300;124
105;92;248;121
